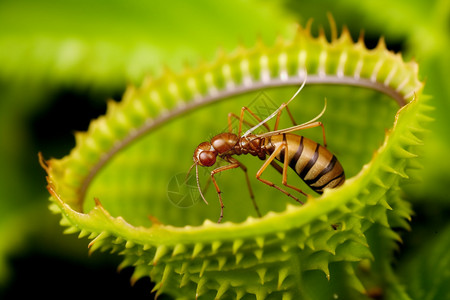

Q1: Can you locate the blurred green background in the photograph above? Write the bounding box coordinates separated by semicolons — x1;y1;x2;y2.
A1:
0;0;449;298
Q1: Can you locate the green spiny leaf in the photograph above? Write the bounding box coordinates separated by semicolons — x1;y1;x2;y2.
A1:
41;21;427;299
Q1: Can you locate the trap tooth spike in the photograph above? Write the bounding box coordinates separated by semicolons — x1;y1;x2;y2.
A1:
211;241;222;253
153;245;169;265
416;112;434;123
130;265;148;286
277;267;290;290
256;268;267;285
255;289;267;300
199;260;210;277
192;243;204;258
400;131;423;146
281;244;290;253
78;229;90;239
154;265;172;298
377;198;393;210
180;272;190;288
372;176;389;189
282;292;294;300
172;243;187;257
235;289;245;300
381;164;409;179
276;232;286;240
255;236;264;248
125;240;135;249
180;261;190;274
297;241;305;250
235;253;244;265
393;145;418;159
59;216;71;227
232;239;244;254
88;231;109;249
117;256;137;272
214;281;230;300
375;36;387;50
253;249;263;260
195;277;208;299
217;257;227;270
63;226;79;234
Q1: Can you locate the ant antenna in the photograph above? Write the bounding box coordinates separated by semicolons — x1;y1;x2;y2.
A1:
185;161;209;205
242;72;307;137
185;161;196;182
196;164;209;205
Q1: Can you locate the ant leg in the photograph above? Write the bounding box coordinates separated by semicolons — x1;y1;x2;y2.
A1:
320;122;327;148
238;107;270;135
273;103;283;131
228;112;256;134
269;160;308;197
280;121;327;148
273;100;299;130
273;102;301;129
272;103;327;147
200;175;212;198
284;105;298;126
226;157;261;218
319;122;327;147
270;160;283;175
210;162;240;223
228;107;270;135
279;139;307;200
256;138;306;203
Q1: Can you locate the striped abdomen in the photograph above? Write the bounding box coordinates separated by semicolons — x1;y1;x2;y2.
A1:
267;134;345;194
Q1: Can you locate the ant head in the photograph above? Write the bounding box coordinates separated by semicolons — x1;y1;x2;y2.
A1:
193;142;217;167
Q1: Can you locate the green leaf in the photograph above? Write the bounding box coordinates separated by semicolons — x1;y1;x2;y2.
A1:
399;224;450;300
0;0;295;92
41;23;428;299
0;0;296;287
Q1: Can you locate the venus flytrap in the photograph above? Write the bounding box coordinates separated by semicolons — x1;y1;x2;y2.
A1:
41;23;429;299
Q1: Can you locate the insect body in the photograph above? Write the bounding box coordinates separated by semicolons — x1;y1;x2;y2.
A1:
189;86;345;223
193;129;345;222
266;134;345;194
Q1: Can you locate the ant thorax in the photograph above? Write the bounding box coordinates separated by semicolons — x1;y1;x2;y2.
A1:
210;132;239;154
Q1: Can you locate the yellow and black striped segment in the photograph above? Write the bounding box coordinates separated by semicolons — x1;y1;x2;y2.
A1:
266;134;345;194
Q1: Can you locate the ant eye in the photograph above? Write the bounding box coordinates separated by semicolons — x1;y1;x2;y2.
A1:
199;151;216;167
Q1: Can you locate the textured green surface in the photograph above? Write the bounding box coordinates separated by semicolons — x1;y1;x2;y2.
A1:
0;1;296;288
41;25;429;299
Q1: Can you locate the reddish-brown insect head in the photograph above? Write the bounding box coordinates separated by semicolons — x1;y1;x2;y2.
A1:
193;142;217;167
193;133;239;167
